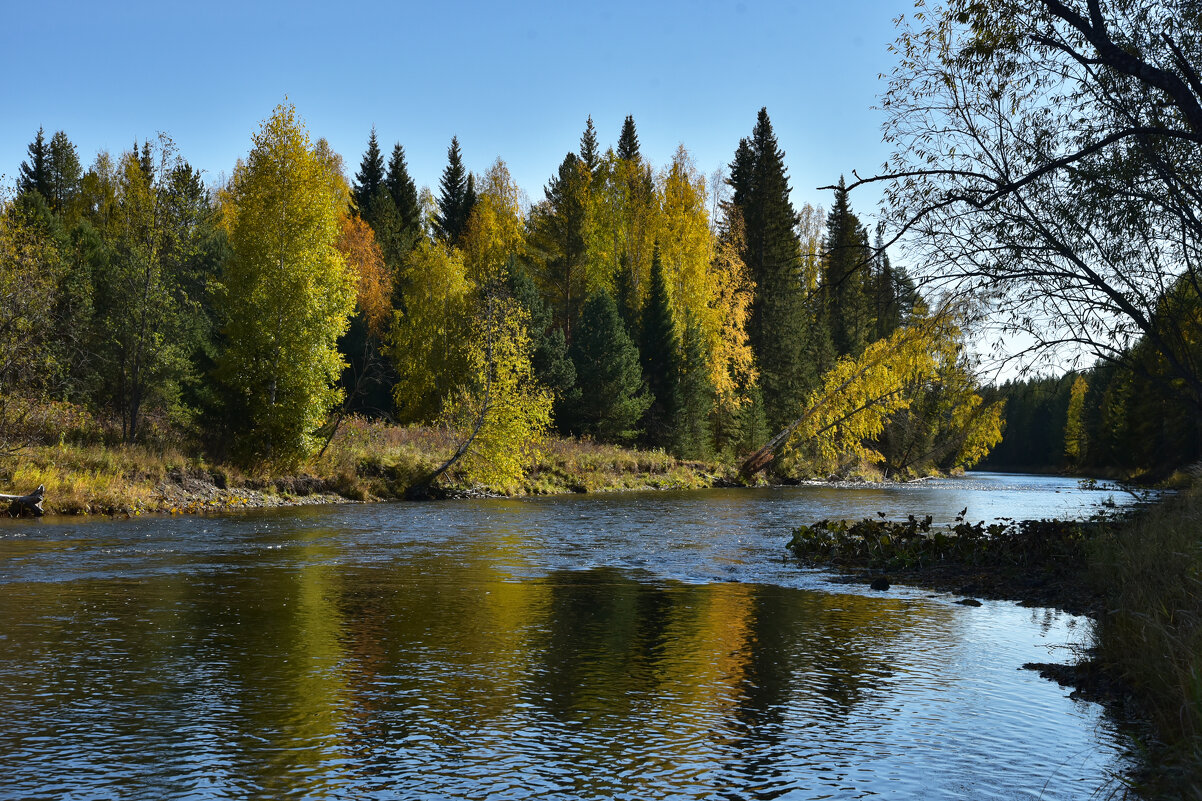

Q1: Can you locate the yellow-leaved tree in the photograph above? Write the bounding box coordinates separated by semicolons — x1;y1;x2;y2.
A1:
740;308;981;478
216;102;356;464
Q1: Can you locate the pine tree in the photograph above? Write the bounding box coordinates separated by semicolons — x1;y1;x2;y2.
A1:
17;127;51;201
434;136;475;243
822;176;873;357
639;247;679;447
617;115;640;161
729;108;814;431
579;115;600;174
526;152;590;337
352;128;385;221
566;291;650;441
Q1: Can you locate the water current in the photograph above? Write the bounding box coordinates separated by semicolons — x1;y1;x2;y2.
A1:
0;472;1135;799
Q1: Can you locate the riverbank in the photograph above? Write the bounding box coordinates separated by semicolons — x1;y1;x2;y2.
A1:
787;492;1202;800
0;418;729;516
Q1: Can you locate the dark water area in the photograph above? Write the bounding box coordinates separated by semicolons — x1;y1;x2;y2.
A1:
0;473;1134;799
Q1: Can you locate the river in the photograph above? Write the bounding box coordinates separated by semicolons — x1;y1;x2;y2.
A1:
0;472;1135;799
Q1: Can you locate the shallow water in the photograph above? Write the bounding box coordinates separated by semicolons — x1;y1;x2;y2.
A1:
0;472;1133;799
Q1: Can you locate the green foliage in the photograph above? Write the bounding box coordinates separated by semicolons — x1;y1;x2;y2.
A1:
616;115;640;162
729;108;815;430
639;247;679;447
434;136;475;244
579;115;600;174
508;266;577;430
566;291;650;442
822;177;873;358
216;103;356;464
351;127;385;220
17;127;50;202
526;152;591;335
672;313;714;459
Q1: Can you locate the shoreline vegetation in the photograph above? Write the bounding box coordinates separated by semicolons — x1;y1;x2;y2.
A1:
787;488;1202;801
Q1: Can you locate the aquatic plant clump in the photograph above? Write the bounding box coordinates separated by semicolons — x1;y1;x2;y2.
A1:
787;515;1095;573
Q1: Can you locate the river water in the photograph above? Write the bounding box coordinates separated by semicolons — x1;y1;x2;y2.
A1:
0;472;1134;799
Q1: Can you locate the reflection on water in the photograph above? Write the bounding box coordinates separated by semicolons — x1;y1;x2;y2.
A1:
0;474;1131;799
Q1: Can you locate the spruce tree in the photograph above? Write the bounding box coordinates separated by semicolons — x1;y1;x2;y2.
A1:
385;143;421;245
434;136;475;243
17;127;51;201
579;115;600;174
617;115;640;161
672;313;714;459
509;266;578;431
47;131;81;219
566;291;650;442
639;247;679;447
822;177;873;357
352;128;385;221
729;108;814;431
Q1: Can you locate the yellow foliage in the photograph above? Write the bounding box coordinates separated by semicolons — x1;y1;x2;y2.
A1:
462;159;525;285
443;297;552;491
388;240;473;423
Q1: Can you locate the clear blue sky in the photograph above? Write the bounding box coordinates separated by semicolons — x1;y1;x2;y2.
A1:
2;0;912;216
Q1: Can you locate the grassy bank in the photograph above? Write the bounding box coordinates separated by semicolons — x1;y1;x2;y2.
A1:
787;491;1202;799
0;416;725;516
1089;486;1202;799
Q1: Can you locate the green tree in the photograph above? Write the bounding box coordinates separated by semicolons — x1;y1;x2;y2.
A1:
385;142;422;257
729;108;814;430
434;136;476;244
1063;374;1089;466
47;131;82;220
579;115;600;174
526;152;591;338
216;103;356;463
566;291;650;442
617;115;640;162
672;313;715;459
508;266;577;429
351;127;385;221
639;246;679;447
822;177;873;357
17;127;51;202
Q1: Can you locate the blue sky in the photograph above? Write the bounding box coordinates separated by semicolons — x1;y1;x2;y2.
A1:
2;0;912;216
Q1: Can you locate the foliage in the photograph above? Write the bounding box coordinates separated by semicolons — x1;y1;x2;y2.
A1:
566;291;650;442
387;239;472;423
434;136;476;244
216;103;356;464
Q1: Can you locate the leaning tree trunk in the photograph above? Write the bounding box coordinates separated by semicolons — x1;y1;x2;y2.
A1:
0;485;45;517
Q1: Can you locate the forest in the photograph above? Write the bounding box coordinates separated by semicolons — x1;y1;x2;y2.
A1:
0;105;1007;491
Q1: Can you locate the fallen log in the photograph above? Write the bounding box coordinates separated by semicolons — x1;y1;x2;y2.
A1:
0;485;45;517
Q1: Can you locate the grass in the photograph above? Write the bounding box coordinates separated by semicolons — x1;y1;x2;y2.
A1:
1089;485;1202;799
0;414;725;515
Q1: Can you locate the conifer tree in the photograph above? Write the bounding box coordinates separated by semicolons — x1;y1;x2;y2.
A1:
352;128;385;221
17;127;51;201
579;115;600;174
434;136;475;243
672;313;714;459
385;143;421;247
566;291;650;441
617;115;640;161
728;108;813;430
639;247;679;447
47;131;81;219
509;266;578;431
822;177;873;357
526;152;590;337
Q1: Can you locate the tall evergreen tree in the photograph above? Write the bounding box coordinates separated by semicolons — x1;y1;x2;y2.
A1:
617;115;640;161
579;115;600;174
46;131;81;219
672;313;714;459
385;142;421;244
566;291;651;442
639;247;679;447
17;127;51;201
434;136;475;243
728;108;814;431
822;177;873;357
352;127;385;221
509;265;578;431
526;152;590;337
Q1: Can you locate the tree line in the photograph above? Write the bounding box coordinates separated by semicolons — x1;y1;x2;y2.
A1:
0;103;1002;485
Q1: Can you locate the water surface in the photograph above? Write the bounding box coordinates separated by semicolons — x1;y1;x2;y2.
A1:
0;472;1133;799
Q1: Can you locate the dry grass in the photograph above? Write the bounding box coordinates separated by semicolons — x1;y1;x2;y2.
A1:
1090;485;1202;799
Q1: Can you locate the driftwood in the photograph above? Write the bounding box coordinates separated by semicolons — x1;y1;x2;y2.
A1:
0;485;45;517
